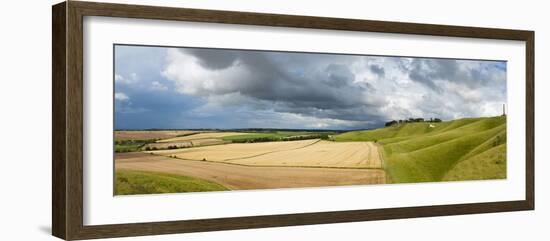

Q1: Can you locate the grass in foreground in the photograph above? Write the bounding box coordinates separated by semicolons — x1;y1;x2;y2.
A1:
115;170;228;195
335;116;506;183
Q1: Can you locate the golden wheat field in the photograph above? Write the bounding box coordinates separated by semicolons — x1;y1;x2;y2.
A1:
149;139;381;169
224;141;382;168
148;139;318;160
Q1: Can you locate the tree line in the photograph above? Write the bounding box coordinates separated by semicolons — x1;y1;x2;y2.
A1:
230;133;331;143
385;118;442;127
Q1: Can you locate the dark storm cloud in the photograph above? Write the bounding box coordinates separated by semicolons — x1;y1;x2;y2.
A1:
167;49;386;125
369;64;385;78
161;47;507;129
407;58;504;92
180;48;289;96
324;64;355;87
183;48;239;70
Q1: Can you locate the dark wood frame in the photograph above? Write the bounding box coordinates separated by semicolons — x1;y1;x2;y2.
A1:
52;1;535;240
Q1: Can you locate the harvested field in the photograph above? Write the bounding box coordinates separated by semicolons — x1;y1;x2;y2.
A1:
156;132;250;143
149;140;381;169
149;139;319;161
115;130;198;140
115;153;386;190
143;138;228;150
225;141;382;168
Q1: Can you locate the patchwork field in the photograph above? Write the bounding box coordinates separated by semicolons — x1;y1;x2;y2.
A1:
116;130;336;152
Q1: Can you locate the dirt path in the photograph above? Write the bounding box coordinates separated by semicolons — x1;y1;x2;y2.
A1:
116;152;386;190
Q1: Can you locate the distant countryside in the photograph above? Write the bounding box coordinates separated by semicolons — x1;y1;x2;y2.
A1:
114;45;507;195
115;116;506;195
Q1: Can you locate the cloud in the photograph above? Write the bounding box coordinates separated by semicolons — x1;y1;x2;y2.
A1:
162;49;387;126
114;92;129;101
406;58;506;92
369;64;385;78
115;74;124;82
160;48;506;129
184;48;240;70
114;92;150;114
114;73;138;84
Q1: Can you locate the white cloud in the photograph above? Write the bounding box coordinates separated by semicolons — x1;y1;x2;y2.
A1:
114;92;129;101
114;73;138;84
114;92;150;114
161;49;252;95
115;74;124;82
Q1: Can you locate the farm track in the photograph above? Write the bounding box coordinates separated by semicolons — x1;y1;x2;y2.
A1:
116;152;386;190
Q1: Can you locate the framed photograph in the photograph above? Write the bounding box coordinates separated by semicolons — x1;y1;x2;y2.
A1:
52;1;534;240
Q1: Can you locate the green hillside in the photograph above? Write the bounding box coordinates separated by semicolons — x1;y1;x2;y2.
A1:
334;116;506;183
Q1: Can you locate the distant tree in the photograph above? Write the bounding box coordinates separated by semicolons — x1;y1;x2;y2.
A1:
433;118;442;122
385;120;398;127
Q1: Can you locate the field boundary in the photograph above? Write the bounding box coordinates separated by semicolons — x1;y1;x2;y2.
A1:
374;142;391;183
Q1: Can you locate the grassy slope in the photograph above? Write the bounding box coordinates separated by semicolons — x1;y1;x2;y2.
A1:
335;116;506;183
115;170;229;195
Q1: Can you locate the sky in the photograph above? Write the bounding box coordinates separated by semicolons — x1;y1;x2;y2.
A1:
114;45;507;130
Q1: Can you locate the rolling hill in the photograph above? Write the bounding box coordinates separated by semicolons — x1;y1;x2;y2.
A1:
334;116;506;183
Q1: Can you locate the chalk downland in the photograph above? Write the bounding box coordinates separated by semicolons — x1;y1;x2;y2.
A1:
335;116;507;183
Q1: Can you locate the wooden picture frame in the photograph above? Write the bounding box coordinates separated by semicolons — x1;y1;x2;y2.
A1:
52;1;534;240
